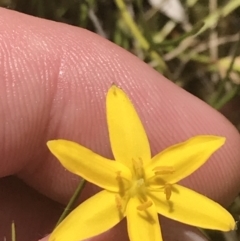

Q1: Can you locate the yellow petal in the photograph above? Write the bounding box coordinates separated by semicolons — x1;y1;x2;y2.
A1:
49;190;126;241
146;136;225;184
126;197;162;241
47;140;131;192
150;184;236;231
106;85;151;169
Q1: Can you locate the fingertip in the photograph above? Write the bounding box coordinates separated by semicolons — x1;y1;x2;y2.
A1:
38;236;49;241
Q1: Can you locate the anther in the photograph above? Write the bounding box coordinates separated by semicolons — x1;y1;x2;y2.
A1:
115;195;122;210
116;171;122;181
164;183;172;200
153;166;174;175
137;200;153;211
132;158;144;178
115;171;126;196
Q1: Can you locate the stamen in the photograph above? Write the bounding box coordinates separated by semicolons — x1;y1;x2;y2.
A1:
115;195;122;210
132;158;144;178
153;166;174;175
116;171;122;181
164;183;172;200
116;171;126;196
137;200;153;211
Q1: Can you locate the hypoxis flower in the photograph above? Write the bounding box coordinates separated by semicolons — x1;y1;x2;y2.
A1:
47;85;235;241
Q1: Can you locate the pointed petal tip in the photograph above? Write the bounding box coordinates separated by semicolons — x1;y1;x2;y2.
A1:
219;213;236;231
46;140;59;150
230;219;237;231
108;84;122;97
194;135;226;144
206;135;226;149
188;135;226;152
221;218;236;232
214;136;226;145
46;140;53;146
110;83;118;88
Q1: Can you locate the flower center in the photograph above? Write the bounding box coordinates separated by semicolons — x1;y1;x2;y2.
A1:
114;161;175;213
129;177;146;197
126;159;154;211
136;178;144;187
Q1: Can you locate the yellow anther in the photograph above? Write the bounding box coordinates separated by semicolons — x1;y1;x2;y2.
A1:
164;183;172;200
153;166;174;175
115;195;122;210
116;171;130;196
132;158;144;178
137;200;153;211
116;171;122;181
116;171;125;197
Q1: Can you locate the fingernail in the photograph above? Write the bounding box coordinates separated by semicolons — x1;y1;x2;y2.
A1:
184;230;209;241
38;235;49;241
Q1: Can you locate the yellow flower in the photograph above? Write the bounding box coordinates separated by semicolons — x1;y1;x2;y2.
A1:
47;85;235;241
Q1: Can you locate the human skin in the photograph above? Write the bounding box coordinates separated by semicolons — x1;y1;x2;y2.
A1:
0;7;240;241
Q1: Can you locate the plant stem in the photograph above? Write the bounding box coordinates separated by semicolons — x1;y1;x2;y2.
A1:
56;179;86;226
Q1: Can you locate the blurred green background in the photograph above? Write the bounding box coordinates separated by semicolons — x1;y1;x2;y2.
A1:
1;0;239;128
